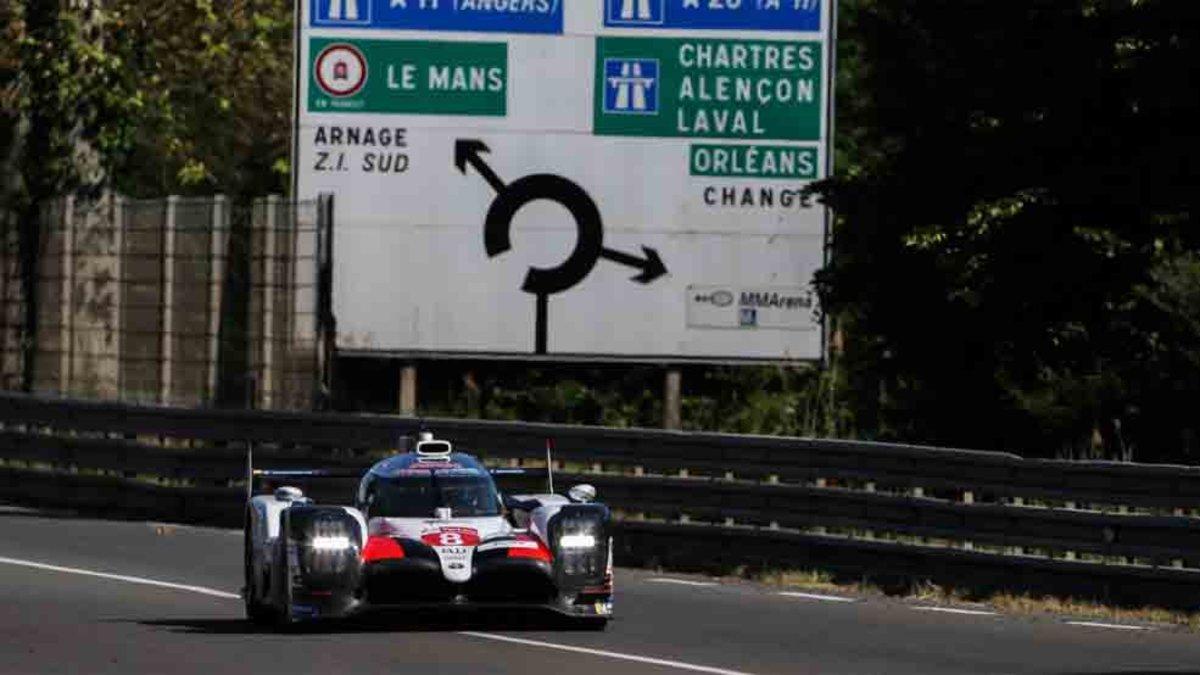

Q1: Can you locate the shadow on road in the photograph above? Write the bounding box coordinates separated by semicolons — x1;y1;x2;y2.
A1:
0;505;229;530
133;609;606;635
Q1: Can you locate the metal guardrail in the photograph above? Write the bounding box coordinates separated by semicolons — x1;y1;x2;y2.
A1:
3;390;1200;608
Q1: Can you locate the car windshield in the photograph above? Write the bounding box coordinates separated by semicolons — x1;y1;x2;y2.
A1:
368;471;500;518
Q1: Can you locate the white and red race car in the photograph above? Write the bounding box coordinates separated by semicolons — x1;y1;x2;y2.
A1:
243;434;613;628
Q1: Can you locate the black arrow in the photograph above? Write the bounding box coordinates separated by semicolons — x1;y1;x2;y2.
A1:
600;246;668;284
455;139;506;194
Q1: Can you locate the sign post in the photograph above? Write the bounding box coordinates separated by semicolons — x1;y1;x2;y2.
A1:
295;1;835;364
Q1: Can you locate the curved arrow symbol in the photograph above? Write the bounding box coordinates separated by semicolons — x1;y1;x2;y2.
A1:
601;246;668;284
455;140;506;194
455;137;670;354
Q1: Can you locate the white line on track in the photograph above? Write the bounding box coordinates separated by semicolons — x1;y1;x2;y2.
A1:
0;555;240;599
646;577;718;587
778;591;856;603
459;632;755;675
1065;621;1151;631
0;554;757;675
912;606;997;616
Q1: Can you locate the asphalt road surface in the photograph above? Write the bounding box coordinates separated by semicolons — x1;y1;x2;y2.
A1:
2;506;1199;675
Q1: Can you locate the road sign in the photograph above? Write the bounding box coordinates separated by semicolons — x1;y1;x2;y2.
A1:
604;0;821;31
294;2;834;362
310;0;564;33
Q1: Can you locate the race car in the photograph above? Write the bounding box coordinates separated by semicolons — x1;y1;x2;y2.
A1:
242;433;613;628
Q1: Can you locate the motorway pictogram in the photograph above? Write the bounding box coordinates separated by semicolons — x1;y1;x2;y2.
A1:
455;139;668;354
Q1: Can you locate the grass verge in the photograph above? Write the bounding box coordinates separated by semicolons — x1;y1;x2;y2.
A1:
713;566;1200;630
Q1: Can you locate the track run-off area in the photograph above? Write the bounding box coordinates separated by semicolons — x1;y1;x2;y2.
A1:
2;507;1199;675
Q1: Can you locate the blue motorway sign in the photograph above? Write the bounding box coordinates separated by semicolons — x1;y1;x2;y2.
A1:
310;0;563;34
604;0;821;32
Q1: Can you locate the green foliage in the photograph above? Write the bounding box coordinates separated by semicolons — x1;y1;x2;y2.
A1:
11;1;136;202
816;0;1200;460
4;0;292;202
104;0;294;197
361;360;851;437
1;1;20;197
683;364;851;437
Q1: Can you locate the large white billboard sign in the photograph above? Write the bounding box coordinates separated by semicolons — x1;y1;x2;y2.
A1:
295;0;833;361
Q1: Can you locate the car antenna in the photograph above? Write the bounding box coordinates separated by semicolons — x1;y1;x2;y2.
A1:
410;417;428;451
545;437;555;494
245;439;254;502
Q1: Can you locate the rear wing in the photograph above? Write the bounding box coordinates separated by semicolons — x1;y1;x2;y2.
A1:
489;438;557;493
244;437;559;500
245;444;364;500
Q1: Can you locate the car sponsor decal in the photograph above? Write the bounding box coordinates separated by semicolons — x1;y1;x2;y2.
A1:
422;527;479;582
476;538;540;553
421;527;481;548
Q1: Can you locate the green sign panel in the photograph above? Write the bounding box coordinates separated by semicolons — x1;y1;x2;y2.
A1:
690;144;818;179
308;37;507;116
594;37;822;142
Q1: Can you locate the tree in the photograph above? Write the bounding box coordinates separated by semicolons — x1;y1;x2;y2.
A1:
104;0;293;198
5;0;133;390
816;0;1200;459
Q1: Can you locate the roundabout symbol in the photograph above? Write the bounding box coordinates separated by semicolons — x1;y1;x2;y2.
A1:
455;139;668;354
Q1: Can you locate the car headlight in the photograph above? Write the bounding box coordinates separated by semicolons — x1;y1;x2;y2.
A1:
559;534;596;549
309;535;354;551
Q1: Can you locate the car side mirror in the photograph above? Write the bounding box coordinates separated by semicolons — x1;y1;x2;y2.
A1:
567;484;596;504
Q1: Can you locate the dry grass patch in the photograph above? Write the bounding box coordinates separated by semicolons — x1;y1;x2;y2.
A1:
719;565;1200;630
987;593;1200;630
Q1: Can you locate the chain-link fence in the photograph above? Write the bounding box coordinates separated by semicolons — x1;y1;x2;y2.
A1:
0;193;324;411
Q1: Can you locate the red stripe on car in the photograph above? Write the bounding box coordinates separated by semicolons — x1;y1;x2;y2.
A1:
362;536;405;563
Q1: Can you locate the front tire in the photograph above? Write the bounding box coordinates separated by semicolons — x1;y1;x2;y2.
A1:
244;511;275;625
272;527;298;629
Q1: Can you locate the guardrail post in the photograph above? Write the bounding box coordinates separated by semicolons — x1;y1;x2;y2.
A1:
663;367;681;430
